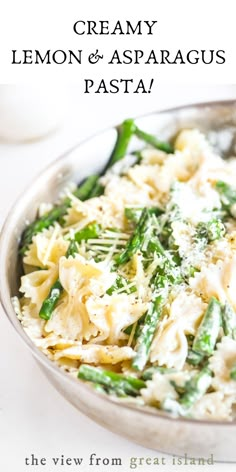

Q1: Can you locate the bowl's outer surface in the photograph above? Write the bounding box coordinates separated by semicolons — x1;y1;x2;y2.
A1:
1;101;236;462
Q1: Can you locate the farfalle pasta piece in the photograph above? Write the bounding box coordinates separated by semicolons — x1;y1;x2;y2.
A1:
20;265;58;312
24;224;68;268
44;255;116;342
190;256;236;308
65;194;126;230
151;318;188;370
191;392;234;421
35;333;75;351
150;292;206;369
209;337;236;396
103;174;155;208
44;293;98;342
86;293;147;344
59;255;115;297
175;129;210;155
53;344;135;364
141;372;178;407
20;300;45;340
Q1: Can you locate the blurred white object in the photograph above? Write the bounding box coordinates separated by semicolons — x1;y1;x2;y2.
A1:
0;85;67;142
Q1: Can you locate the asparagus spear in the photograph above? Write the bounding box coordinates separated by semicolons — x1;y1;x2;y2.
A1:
106;275;136;295
105;119;173;171
92;383;107;394
74;223;101;243
163;367;212;415
230;363;236;380
132;276;167;371
195;219;225;243
73;175;101;200
39;223;100;320
192;297;221;356
116;208;166;267
20;191;100;256
70;121;136;200
78;364;145;397
104;119;135;171
87;119;136;198
215;180;236;217
146;234;166;258
134;125;173;154
38;280;63;321
123;314;145;338
65;239;78;258
39;240;77;321
132;228;180;371
221;302;236;339
186;349;205;366
185;335;205;366
20;201;71;255
115;208;150;266
179;367;212;409
125;206;163;225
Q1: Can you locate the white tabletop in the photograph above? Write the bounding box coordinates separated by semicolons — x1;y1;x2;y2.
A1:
0;86;235;472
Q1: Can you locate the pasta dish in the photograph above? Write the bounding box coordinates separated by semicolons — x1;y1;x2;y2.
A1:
13;119;236;421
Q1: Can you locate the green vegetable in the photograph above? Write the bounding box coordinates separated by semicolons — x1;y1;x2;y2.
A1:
78;364;146;397
106;119;173;171
73;175;101;200
132;295;164;371
115;208;150;266
230;363;236;380
146;234;166;258
123;207;170;264
123;314;145;339
125;206;163;225
65;240;78;258
195;219;225;243
163;368;212;416
221;302;236;339
132;276;167;371
215;180;236;217
186;349;205;366
20;201;70;255
105;119;136;170
106;275;136;295
179;367;212;409
134;126;173;154
92;383;107;394
87;119;137;197
132;224;181;372
74;223;101;243
38;279;63;321
192;297;221;356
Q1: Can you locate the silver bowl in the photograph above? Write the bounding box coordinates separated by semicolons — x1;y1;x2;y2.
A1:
1;101;236;462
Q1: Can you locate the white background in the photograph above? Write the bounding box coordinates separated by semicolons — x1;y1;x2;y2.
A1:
1;0;236;471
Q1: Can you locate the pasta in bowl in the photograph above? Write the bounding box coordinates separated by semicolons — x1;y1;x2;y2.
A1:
1;102;236;460
15;119;236;422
